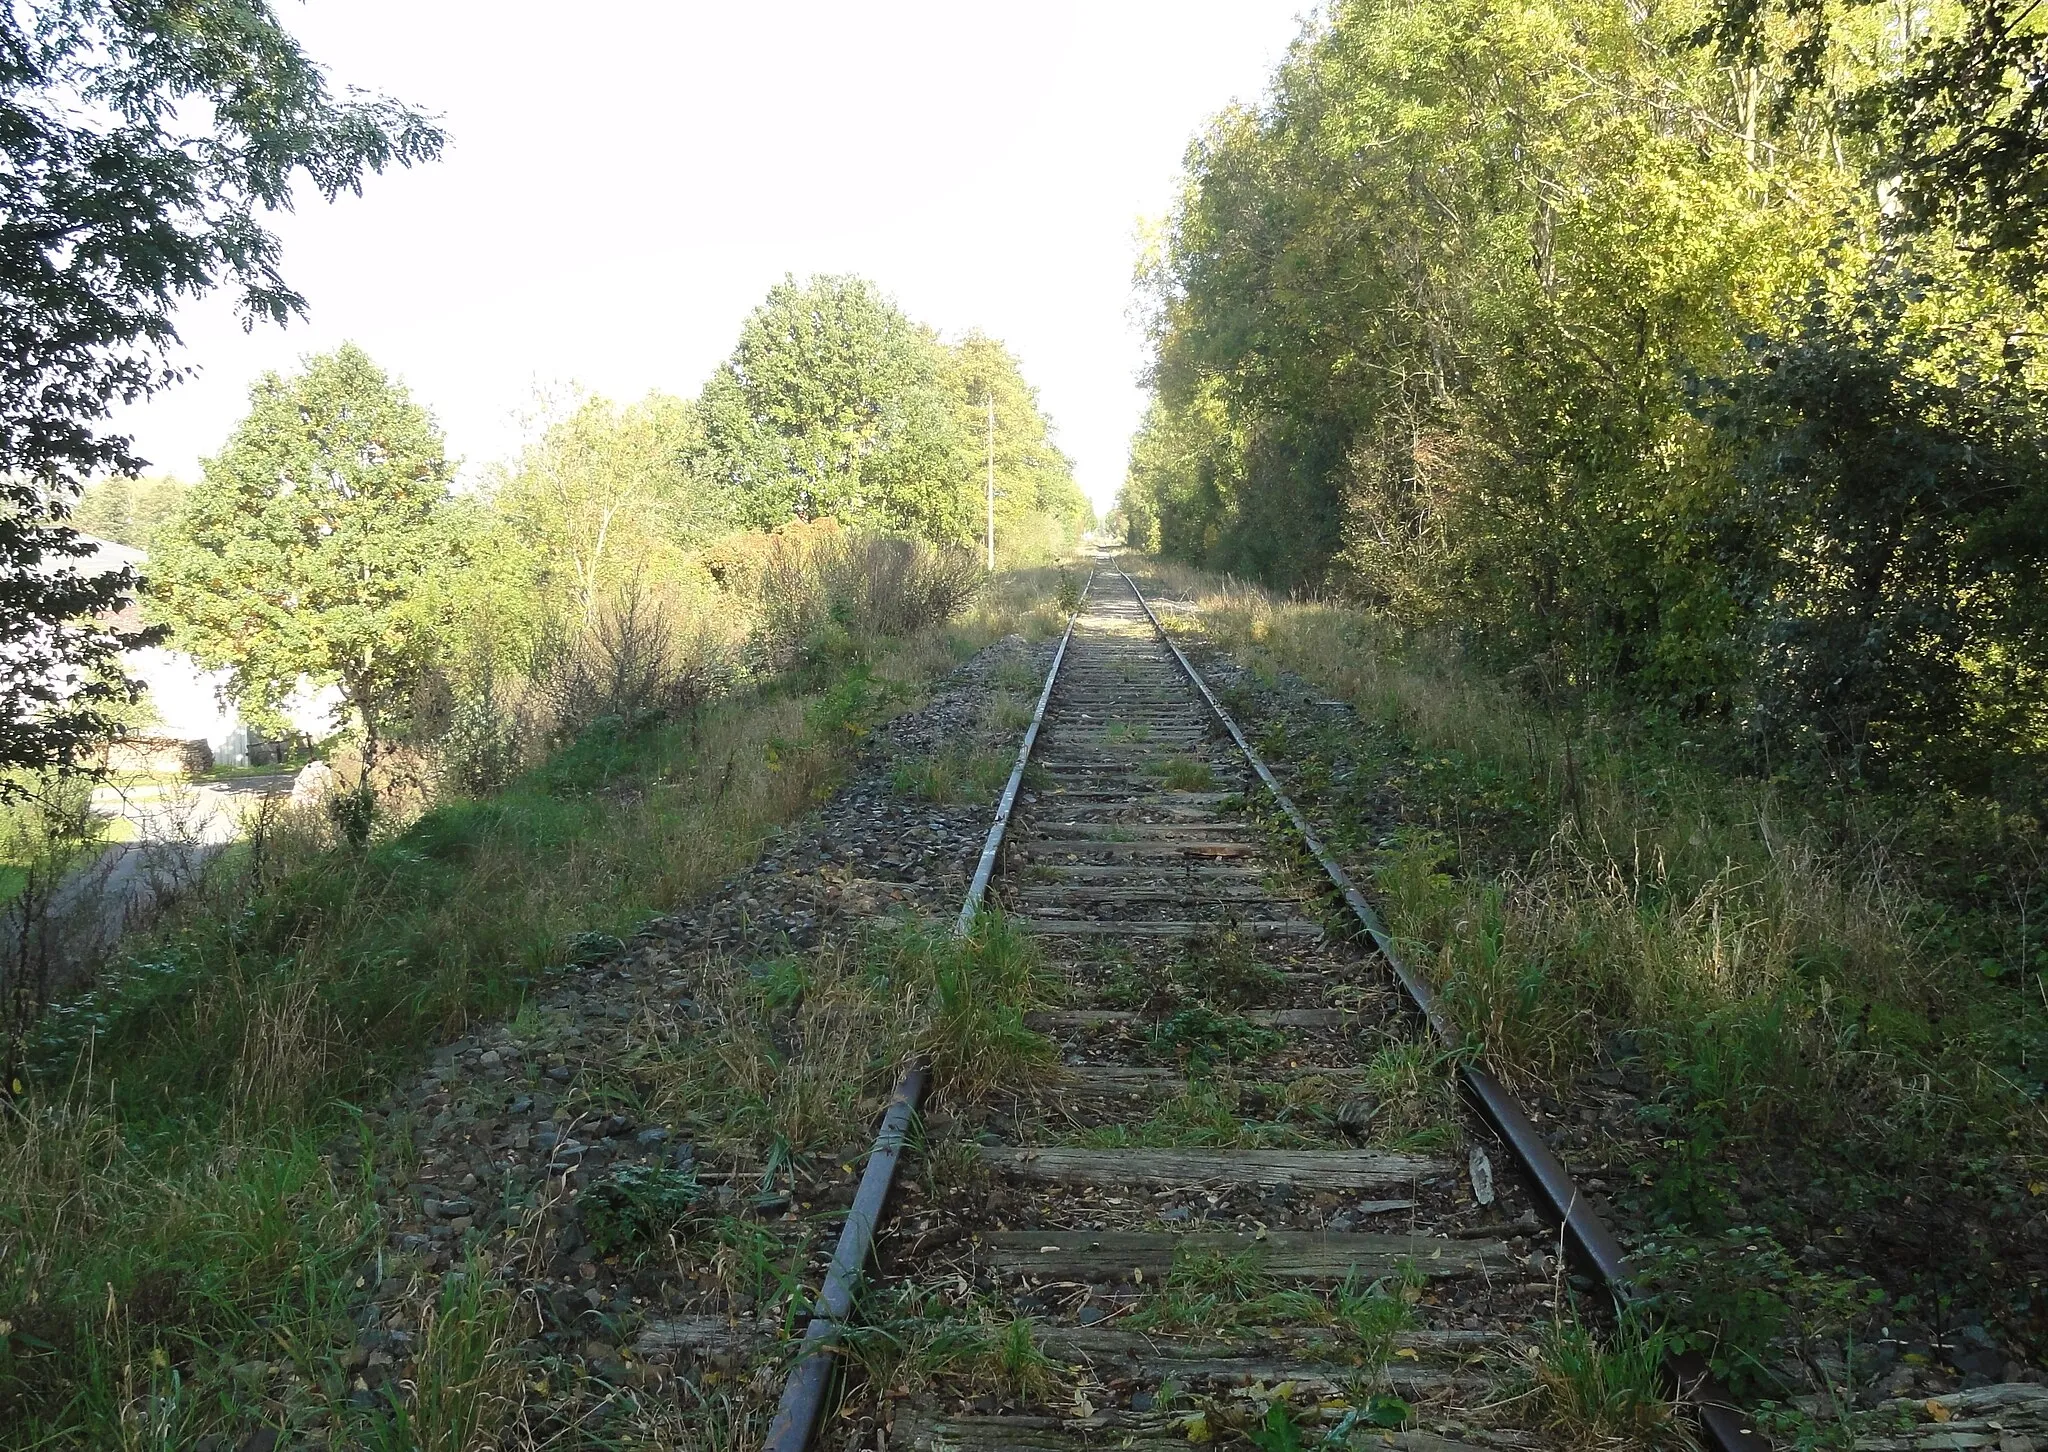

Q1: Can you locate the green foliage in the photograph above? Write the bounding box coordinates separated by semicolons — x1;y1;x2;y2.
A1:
149;344;456;762
1175;925;1284;1007
1701;0;2048;290
1248;1402;1306;1452
946;333;1094;562
1145;1005;1282;1069
579;1164;704;1257
1146;753;1218;792
902;911;1060;1098
698;275;1086;556
1055;565;1085;614
891;749;1013;804
1122;0;2048;787
699;274;977;541
69;476;190;553
1698;260;2048;783
0;0;439;778
805;666;894;742
491;386;716;623
1521;1310;1684;1445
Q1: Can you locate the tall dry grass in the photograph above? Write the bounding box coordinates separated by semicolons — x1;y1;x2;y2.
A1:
0;544;1077;1447
1142;562;2019;1147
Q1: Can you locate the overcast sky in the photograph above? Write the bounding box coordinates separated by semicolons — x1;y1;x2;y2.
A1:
110;1;1310;514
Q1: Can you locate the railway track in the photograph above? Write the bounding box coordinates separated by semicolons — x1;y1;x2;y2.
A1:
770;565;1762;1452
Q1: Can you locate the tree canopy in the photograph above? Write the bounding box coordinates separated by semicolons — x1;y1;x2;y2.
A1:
698;274;1088;553
1120;0;2048;787
0;0;442;781
149;345;455;766
492;388;713;624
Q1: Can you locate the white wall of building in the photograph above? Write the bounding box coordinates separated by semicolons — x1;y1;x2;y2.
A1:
77;536;342;767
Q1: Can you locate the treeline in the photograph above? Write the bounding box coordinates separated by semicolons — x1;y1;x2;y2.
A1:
1118;0;2048;791
83;273;1087;794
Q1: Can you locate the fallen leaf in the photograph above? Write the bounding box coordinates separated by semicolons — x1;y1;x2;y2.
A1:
1925;1400;1951;1423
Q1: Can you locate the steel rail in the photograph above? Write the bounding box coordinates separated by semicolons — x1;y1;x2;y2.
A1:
1117;568;1769;1452
762;573;1091;1452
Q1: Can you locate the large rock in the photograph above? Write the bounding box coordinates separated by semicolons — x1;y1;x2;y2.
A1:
289;760;336;806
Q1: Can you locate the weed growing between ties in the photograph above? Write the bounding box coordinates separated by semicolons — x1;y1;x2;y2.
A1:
1135;559;2048;1409
637;911;1058;1166
1068;1075;1317;1150
1177;924;1285;1007
1145;1005;1283;1070
1129;1240;1421;1360
1146;753;1218;792
1516;1311;1691;1450
1098;928;1284;1013
843;1288;1069;1410
0;568;1074;1447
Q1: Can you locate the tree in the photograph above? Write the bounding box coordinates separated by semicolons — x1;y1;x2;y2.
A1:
70;475;190;553
494;387;711;623
1700;0;2048;289
1700;263;2048;780
149;345;454;771
698;275;970;542
942;333;1091;562
0;0;442;783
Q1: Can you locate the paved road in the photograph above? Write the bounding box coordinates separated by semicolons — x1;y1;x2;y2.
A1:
58;774;297;959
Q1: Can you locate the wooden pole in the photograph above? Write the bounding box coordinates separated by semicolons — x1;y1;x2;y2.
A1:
985;391;996;571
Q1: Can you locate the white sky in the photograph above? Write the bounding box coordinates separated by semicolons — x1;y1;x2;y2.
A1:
110;1;1311;515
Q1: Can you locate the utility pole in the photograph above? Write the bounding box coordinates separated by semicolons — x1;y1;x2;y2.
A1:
985;391;996;571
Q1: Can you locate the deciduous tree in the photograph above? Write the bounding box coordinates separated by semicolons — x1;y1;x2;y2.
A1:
150;346;454;770
0;0;442;783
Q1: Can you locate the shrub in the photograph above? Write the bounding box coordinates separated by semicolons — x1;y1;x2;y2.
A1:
730;522;984;674
527;580;742;744
580;1164;705;1256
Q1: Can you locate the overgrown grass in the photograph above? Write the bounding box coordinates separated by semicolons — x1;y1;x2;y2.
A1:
1518;1312;1692;1450
1135;555;2048;1395
891;748;1013;804
0;566;1072;1447
1145;753;1217;792
1128;1240;1418;1359
636;911;1057;1162
842;1292;1067;1408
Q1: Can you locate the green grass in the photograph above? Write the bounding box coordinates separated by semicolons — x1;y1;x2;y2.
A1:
1067;1077;1312;1149
1145;754;1217;791
891;748;1013;804
1143;1005;1282;1070
841;1291;1068;1408
1139;557;2048;1403
1517;1311;1687;1449
0;581;1060;1447
1128;1241;1417;1355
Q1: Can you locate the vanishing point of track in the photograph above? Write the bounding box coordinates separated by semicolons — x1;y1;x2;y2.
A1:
767;564;1766;1452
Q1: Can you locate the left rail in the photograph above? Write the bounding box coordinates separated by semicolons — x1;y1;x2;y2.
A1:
760;571;1092;1452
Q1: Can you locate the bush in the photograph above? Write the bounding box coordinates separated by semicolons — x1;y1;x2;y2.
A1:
723;522;984;674
526;581;742;744
437;693;522;796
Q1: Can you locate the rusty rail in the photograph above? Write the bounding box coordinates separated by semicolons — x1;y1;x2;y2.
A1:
762;573;1091;1452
